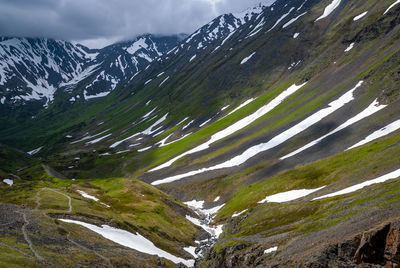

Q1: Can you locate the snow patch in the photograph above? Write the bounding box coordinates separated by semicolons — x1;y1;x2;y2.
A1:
77;190;99;202
85;133;112;145
314;168;400;200
84;91;110;100
264;247;278;254
384;0;400;15
281;99;386;159
159;76;169;87
27;146;43;155
240;52;256;64
149;83;307;176
199;118;212;127
258;186;325;203
221;105;230;111
3;179;13;186
138;146;152;152
268;7;295;32
232;209;248;217
315;0;342;21
353;11;368;21
60;219;194;266
150;81;361;184
344;43;355;52
189;55;197;62
282;12;307;28
347;119;400;150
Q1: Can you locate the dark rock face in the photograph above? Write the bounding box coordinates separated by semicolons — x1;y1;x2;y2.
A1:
201;220;400;268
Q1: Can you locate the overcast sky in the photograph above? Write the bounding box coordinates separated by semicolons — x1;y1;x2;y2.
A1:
0;0;265;48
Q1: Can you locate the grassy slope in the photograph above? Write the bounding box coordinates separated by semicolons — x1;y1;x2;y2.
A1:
0;167;200;262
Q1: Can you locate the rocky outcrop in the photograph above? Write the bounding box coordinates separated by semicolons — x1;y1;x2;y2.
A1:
201;219;400;267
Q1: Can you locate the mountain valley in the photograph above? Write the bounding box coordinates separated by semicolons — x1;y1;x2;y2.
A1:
0;0;400;267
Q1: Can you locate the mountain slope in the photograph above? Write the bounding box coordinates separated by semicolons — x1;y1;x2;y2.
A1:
0;34;182;123
1;0;400;267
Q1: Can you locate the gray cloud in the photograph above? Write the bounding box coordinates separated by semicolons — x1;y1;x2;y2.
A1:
0;0;264;47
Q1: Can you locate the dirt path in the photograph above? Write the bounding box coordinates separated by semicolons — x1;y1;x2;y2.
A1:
67;233;114;268
16;211;44;261
34;188;113;266
35;188;72;213
41;164;68;180
0;240;33;258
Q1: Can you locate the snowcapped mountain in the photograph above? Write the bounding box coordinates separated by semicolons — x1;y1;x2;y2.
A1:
0;34;182;111
167;1;274;57
0;38;97;107
77;34;184;101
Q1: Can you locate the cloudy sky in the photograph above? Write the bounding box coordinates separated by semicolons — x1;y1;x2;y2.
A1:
0;0;265;48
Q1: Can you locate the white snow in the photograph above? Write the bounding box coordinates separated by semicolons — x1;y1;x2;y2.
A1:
258;186;325;203
116;150;130;154
184;200;225;238
221;105;230;111
0;97;5;104
268;7;295;32
109;133;141;148
141;113;168;135
353;11;368;21
293;33;300;38
149;83;307;175
85;133;112;145
125;37;148;54
176;117;189;126
157;72;165;77
27;146;43;155
347;119;400;150
344;43;355;52
264;246;278;254
184;246;198;258
227;98;255;116
213;196;220;202
159;76;169;87
189;55;197;62
232;209;248;217
146;100;151;106
59;219;194;266
84;91;110;100
151;81;362;185
282;12;307;28
144;79;152;85
314;168;400;200
315;0;342;21
65;135;73;138
142;107;157;119
199;118;212;127
182;120;195;130
240;52;256;64
71;129;110;145
3;179;13;186
247;19;265;38
384;0;400;15
77;190;99;202
129;143;141;147
185;200;204;210
138;146;152;152
281;99;386;159
111;113;167;149
156;133;192;148
202;204;225;215
297;0;308;11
